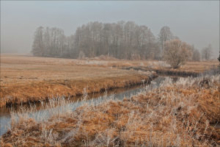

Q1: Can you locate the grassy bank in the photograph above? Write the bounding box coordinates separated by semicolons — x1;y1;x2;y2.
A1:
1;75;219;146
0;55;156;107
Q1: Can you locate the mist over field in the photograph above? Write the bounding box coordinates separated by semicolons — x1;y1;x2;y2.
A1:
1;1;219;58
1;1;220;146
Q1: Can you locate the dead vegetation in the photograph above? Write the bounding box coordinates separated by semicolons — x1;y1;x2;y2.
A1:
1;54;218;107
1;75;219;147
0;54;157;107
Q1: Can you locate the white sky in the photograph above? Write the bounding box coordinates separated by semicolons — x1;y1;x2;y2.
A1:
1;1;219;58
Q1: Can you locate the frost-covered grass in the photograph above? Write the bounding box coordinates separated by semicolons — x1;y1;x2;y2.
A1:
1;75;219;147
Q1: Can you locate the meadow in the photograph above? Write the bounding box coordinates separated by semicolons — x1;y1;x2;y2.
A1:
1;75;219;146
0;54;157;107
0;54;219;147
1;54;218;108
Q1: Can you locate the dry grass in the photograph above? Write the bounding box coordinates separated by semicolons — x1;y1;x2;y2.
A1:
75;58;218;73
0;54;156;107
1;75;219;147
77;59;218;73
1;54;218;107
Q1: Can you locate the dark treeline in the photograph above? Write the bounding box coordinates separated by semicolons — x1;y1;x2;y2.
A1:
32;21;211;61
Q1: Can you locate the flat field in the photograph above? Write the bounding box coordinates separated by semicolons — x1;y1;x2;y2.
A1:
0;54;219;146
0;54;154;107
0;54;218;107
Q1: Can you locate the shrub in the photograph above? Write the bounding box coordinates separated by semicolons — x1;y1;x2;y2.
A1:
163;39;192;69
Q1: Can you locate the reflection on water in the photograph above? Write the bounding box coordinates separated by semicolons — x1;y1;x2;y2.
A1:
0;77;166;136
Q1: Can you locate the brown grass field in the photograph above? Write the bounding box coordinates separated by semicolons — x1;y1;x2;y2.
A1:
0;54;219;146
1;75;219;146
0;54;157;107
0;54;218;108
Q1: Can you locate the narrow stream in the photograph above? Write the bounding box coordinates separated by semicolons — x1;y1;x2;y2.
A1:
0;77;166;136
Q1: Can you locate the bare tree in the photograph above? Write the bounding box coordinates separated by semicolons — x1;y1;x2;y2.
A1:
192;49;201;61
201;44;212;60
190;45;201;61
159;26;173;53
163;39;192;69
78;51;85;59
32;26;44;56
31;22;169;60
70;21;158;60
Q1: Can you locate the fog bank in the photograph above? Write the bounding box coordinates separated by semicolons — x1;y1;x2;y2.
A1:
1;1;219;58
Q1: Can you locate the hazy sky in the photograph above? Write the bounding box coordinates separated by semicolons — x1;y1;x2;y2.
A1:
1;1;219;58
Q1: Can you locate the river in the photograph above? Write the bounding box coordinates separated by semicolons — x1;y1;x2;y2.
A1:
0;77;166;136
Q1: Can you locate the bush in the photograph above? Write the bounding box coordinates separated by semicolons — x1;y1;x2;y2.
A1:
163;39;192;69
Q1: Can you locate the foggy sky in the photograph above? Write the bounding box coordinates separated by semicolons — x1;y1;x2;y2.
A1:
1;1;219;58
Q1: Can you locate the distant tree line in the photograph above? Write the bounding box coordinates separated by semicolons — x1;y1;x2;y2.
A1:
32;21;213;62
74;21;161;60
32;26;73;58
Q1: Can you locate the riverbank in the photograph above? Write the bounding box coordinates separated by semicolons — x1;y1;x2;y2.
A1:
0;77;165;137
0;55;157;108
1;55;218;108
1;75;219;146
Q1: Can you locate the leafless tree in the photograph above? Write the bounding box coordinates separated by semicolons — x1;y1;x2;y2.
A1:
163;39;192;69
192;49;201;61
72;21;158;60
190;45;201;61
32;26;72;58
78;51;85;59
201;44;212;60
32;26;44;56
159;26;173;53
32;22;189;61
